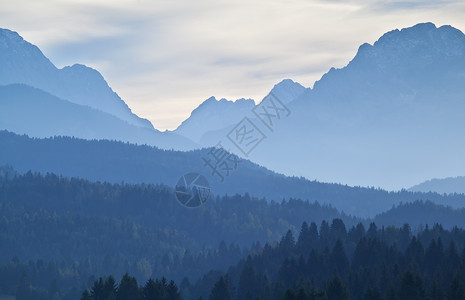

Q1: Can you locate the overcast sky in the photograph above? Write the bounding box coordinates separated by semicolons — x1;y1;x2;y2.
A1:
1;0;464;130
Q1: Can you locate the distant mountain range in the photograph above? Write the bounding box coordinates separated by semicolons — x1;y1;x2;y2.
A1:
1;23;465;192
409;176;465;194
173;79;306;145
0;28;151;129
174;96;256;143
183;22;465;191
0;28;195;150
0;84;196;149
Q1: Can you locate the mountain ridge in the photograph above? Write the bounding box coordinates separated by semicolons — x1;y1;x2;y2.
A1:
0;28;153;129
2;130;465;218
174;79;306;144
0;83;197;150
409;176;465;194
241;22;465;190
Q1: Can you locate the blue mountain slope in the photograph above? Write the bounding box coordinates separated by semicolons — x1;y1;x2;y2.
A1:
0;28;152;129
242;23;465;190
409;177;465;194
0;84;196;150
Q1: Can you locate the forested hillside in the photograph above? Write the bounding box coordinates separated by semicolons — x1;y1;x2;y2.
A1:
2;131;465;217
0;169;352;299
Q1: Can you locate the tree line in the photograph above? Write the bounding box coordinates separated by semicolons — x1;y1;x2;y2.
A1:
181;219;465;300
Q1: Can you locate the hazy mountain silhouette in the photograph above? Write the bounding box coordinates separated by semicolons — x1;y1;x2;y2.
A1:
2;23;465;191
409;176;465;194
175;97;256;143
0;28;152;128
0;84;196;150
174;79;305;145
243;22;465;190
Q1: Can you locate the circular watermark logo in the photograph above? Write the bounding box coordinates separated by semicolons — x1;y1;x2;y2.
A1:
175;173;210;207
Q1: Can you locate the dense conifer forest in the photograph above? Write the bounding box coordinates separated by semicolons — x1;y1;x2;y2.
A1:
2;169;465;299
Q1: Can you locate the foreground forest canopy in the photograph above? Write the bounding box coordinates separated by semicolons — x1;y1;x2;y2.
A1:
9;218;465;300
72;221;465;300
1;168;465;299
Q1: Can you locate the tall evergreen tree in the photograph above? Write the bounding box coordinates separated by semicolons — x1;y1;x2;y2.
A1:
81;290;92;300
116;273;139;300
397;271;427;300
142;279;157;300
326;274;349;300
91;278;105;300
209;276;232;300
238;266;257;300
167;280;182;300
330;240;349;274
104;276;117;300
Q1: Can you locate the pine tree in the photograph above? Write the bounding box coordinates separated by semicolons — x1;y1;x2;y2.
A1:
91;278;105;300
238;266;257;300
143;279;157;300
104;276;117;300
167;280;182;300
280;230;296;254
297;222;311;255
349;223;366;244
326;274;349;300
330;240;349;274
209;276;232;300
320;221;330;249
366;223;378;239
81;290;92;300
329;219;347;244
117;273;139;300
398;271;427;300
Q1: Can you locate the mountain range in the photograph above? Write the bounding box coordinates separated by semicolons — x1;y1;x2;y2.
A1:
0;28;152;129
0;28;196;150
170;23;465;191
1;23;465;192
211;22;465;191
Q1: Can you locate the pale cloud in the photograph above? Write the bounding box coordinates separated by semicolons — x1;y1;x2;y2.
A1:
1;0;465;129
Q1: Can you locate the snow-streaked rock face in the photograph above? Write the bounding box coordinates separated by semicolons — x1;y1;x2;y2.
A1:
0;28;153;129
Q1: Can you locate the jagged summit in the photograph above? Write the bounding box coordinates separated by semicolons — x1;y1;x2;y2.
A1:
0;28;153;129
175;95;255;142
173;78;306;144
266;79;306;104
312;22;465;100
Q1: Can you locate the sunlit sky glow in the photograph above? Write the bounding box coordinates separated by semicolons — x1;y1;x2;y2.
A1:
1;0;465;130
